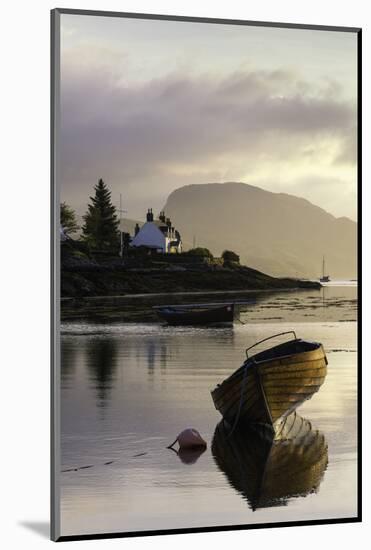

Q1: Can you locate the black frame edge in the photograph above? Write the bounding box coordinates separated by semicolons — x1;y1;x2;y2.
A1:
51;7;61;543
57;517;361;542
356;27;362;523
50;8;55;542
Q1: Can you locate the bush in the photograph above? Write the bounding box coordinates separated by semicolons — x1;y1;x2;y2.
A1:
222;250;240;264
185;247;214;259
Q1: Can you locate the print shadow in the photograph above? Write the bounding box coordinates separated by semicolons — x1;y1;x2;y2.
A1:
19;521;49;539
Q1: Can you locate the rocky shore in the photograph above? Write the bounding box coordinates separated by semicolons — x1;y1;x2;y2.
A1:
61;247;320;298
60;243;320;321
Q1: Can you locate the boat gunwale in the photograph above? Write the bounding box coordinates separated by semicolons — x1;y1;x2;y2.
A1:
247;340;323;367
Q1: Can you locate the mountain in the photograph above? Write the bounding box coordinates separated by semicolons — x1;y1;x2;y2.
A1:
163;182;357;279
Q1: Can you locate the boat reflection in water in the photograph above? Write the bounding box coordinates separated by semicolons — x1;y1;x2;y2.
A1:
212;412;328;510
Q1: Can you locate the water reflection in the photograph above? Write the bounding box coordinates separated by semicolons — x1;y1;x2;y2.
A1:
212;412;328;510
238;285;357;324
85;338;118;407
61;344;78;384
168;446;207;465
144;340;169;375
60;311;357;535
146;340;157;374
129;326;235;378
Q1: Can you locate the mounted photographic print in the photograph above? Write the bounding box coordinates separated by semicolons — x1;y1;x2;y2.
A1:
51;8;361;541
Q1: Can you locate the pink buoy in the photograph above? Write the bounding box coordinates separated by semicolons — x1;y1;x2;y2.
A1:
167;428;207;450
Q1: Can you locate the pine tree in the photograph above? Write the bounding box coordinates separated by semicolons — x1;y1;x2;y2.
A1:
82;179;120;252
60;202;80;236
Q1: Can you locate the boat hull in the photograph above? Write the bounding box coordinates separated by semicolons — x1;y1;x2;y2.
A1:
155;304;234;326
211;339;327;428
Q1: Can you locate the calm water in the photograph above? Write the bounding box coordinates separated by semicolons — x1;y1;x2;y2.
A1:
60;284;358;536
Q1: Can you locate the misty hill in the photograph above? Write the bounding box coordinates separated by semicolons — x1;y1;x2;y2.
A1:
163;182;357;279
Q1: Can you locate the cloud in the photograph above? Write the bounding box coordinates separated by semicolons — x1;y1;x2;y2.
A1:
59;61;357;219
333;132;357;165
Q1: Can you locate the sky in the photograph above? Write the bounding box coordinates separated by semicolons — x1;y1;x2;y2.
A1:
59;13;358;221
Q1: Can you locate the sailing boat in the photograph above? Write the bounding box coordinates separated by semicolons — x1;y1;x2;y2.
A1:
320;256;330;283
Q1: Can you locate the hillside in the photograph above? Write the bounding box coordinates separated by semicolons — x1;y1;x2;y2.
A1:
163;182;357;279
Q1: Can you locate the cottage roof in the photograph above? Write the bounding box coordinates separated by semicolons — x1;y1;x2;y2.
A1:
153;220;170;233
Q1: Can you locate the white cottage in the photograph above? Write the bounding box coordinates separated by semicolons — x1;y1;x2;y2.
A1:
130;209;182;253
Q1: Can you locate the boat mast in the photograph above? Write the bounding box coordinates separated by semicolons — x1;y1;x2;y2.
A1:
322;256;325;278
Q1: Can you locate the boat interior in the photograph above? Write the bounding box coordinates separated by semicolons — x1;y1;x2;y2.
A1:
248;338;320;364
222;338;321;383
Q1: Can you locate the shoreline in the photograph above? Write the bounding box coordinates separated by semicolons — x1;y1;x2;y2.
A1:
61;286;317;303
60;286;321;322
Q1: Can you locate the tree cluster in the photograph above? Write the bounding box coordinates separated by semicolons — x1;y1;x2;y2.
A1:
60;178;120;253
221;250;240;265
61;180;242;263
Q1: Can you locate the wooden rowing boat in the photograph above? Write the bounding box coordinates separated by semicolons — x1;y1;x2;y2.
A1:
211;412;328;510
211;331;327;430
153;303;234;326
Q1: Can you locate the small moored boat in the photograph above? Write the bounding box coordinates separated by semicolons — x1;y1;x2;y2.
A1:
211;331;327;430
320;256;330;283
153;303;234;326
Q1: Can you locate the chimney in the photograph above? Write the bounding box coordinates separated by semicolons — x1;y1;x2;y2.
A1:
159;211;166;223
166;217;171;228
146;208;154;222
135;223;140;236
